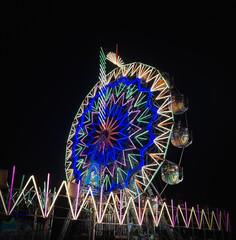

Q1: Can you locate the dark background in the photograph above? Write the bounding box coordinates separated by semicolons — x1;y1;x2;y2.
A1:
1;1;235;232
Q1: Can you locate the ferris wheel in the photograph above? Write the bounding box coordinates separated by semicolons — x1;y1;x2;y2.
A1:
64;47;191;199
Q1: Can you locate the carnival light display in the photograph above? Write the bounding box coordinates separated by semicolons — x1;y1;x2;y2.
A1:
0;48;231;240
65;48;177;198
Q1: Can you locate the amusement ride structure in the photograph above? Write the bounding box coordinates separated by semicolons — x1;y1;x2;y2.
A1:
0;47;232;239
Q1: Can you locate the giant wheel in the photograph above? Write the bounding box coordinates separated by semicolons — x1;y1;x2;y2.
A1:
65;49;176;198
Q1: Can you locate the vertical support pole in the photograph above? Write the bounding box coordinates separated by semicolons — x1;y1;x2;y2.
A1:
31;207;38;240
177;207;181;239
44;217;50;240
185;202;188;227
7;165;15;214
45;173;50;217
92;221;96;240
48;207;55;240
213;219;216;240
146;207;149;240
127;207;130;240
88;210;92;240
153;225;155;240
191;213;195;240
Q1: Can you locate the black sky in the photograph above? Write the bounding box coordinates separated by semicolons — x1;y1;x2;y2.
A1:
1;1;236;229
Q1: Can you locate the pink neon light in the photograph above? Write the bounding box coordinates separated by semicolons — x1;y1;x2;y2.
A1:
224;210;227;231
7;165;15;214
223;210;231;232
102;165;116;177
185;202;188;227
227;211;231;232
44;173;50;216
216;208;219;228
174;205;179;226
197;204;200;227
74;181;81;216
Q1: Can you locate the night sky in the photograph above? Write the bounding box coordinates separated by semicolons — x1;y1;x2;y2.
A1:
2;2;236;230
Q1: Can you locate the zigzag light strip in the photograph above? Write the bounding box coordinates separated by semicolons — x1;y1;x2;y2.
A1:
3;176;231;232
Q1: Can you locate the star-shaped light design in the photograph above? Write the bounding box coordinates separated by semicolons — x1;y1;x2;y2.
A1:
80;92;141;177
72;77;157;190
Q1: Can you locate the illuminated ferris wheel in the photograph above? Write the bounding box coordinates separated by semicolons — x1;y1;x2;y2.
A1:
65;47;191;199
